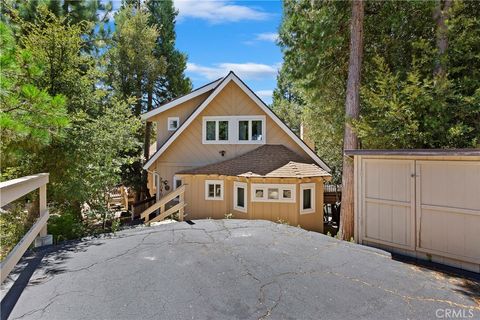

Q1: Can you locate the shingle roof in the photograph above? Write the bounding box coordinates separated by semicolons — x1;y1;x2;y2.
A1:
177;145;331;178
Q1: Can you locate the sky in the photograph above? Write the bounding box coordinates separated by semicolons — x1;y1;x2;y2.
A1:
108;0;283;104
173;0;283;104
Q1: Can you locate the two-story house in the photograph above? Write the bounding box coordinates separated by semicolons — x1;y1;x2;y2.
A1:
141;72;331;232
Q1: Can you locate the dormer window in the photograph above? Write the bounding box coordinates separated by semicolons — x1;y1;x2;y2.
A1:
168;117;179;131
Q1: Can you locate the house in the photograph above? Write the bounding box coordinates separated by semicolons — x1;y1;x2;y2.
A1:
141;72;331;232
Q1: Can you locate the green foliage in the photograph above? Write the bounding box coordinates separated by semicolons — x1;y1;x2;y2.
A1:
0;21;68;173
145;0;192;104
107;5;164;115
0;204;31;259
47;212;86;243
273;0;480;177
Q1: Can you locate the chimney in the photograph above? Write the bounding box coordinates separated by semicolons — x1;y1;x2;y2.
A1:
300;122;315;151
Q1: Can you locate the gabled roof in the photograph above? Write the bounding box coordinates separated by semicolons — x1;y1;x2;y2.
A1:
143;71;331;172
177;145;331;178
140;77;223;120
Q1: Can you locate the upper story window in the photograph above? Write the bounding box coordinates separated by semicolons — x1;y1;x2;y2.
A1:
168;117;180;131
206;120;229;142
202;116;266;144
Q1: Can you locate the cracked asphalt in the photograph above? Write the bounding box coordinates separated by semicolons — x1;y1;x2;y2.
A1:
1;219;479;320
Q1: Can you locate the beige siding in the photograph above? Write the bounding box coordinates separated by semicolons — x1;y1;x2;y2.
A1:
355;155;480;272
416;160;480;264
179;175;324;232
158;81;310;166
150;91;212;148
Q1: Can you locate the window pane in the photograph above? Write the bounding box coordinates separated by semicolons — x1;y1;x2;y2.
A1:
206;121;216;140
268;188;279;200
251;120;262;140
237;187;245;208
175;179;182;189
208;184;215;197
171;120;178;129
219;121;229;141
215;184;222;197
239;121;249;141
282;189;292;199
255;189;264;198
303;189;312;210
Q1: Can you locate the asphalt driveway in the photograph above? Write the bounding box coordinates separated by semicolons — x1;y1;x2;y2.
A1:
1;219;479;320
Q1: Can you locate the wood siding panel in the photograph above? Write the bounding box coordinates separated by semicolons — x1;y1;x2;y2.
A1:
151;91;212;148
362;159;415;249
158;82;310;168
416;161;480;263
180;176;324;232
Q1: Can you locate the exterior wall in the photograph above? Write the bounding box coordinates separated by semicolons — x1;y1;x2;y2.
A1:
354;154;480;273
179;175;324;232
151;81;312;191
150;91;212;148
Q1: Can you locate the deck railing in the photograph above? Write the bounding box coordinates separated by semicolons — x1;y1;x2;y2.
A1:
0;173;50;283
140;184;186;223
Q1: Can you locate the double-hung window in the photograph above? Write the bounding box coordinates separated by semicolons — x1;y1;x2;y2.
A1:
202;116;265;144
205;180;224;200
233;181;247;212
251;184;296;203
300;183;315;214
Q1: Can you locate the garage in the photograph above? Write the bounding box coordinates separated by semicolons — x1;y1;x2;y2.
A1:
346;150;480;273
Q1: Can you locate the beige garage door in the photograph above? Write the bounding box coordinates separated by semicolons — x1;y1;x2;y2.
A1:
361;159;416;250
416;161;480;264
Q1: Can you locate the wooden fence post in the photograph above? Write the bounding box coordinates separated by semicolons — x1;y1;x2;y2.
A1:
39;184;47;237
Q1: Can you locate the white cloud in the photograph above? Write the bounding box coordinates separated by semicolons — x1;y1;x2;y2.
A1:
174;0;270;24
187;62;279;80
255;90;274;99
255;32;278;42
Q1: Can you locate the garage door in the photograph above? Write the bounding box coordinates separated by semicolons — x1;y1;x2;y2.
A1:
361;159;415;250
416;161;480;264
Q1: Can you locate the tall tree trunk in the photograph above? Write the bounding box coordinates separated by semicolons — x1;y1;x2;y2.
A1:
339;0;364;241
434;0;452;77
142;89;153;199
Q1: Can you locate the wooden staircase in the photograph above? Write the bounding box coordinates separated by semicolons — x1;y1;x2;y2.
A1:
107;186;130;213
140;185;186;223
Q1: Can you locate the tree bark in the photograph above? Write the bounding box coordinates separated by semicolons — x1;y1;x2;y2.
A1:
433;0;452;77
339;0;364;241
141;89;153;199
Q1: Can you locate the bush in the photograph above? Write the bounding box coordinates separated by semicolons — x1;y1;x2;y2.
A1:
0;204;30;260
47;212;86;243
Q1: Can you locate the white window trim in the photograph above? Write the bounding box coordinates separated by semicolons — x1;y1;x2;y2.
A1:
153;172;160;189
173;175;182;190
233;181;247;213
251;184;296;203
202;115;266;145
167;117;180;131
300;183;315;214
205;180;224;201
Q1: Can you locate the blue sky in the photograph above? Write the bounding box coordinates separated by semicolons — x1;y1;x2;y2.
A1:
173;0;283;104
108;0;283;104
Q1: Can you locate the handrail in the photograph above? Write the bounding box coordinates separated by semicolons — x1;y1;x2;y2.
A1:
0;173;50;283
140;184;186;223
